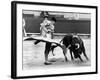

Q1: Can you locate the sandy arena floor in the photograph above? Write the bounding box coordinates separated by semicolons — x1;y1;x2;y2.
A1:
22;35;91;70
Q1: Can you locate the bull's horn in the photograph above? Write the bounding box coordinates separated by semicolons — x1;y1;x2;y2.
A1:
75;43;80;49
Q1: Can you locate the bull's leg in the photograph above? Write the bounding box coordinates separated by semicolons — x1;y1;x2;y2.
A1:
82;44;89;60
60;44;68;62
63;51;68;61
50;45;57;56
78;55;84;62
83;49;89;60
70;50;74;61
81;45;89;60
51;48;55;56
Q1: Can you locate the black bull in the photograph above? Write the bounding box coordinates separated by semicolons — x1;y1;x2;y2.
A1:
50;35;89;62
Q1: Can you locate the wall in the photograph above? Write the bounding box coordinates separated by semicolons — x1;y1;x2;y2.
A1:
24;16;90;34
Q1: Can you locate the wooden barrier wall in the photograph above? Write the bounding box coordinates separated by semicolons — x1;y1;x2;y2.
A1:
24;15;90;34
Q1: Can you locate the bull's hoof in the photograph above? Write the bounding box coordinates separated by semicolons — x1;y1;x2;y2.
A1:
44;62;52;65
52;53;55;56
87;58;89;61
86;57;89;61
80;60;84;62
